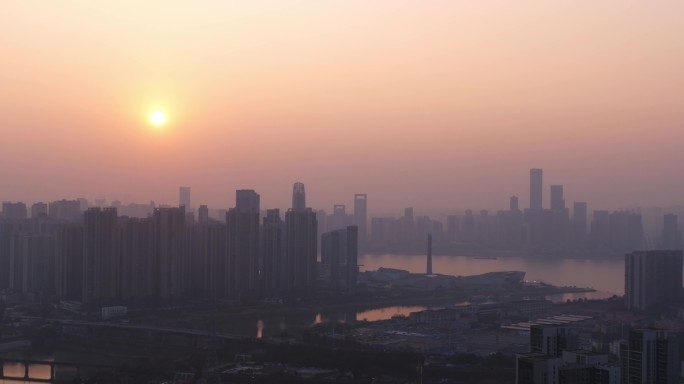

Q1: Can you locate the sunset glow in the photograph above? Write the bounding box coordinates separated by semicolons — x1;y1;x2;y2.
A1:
0;1;683;211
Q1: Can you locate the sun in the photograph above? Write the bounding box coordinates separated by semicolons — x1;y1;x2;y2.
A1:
149;111;167;127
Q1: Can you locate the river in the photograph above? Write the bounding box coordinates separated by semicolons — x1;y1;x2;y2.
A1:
359;253;625;297
228;254;626;338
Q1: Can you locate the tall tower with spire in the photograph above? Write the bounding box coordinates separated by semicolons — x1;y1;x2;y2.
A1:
292;182;306;212
286;182;317;295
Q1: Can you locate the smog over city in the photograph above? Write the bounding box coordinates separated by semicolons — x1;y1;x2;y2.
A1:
1;2;683;384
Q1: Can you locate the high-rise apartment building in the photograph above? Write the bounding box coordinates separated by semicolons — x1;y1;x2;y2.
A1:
190;216;226;299
292;182;306;212
198;205;209;224
510;196;519;211
119;217;154;301
31;202;48;219
504;196;524;248
527;168;544;247
49;199;82;222
625;250;683;311
346;225;358;293
179;186;191;209
2;202;27;222
152;206;188;301
328;204;349;232
550;185;565;212
262;209;285;295
236;189;260;212
54;223;84;301
0;222;22;289
530;168;543;211
285;183;317;295
548;185;568;247
620;329;680;384
321;225;358;292
226;190;260;298
9;232;54;296
353;194;367;249
82;207;120;304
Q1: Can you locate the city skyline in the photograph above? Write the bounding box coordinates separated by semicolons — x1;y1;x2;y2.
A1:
2;1;684;212
3;169;684;218
3;3;684;382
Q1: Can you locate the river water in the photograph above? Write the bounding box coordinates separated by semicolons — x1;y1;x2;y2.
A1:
241;254;626;338
359;254;625;297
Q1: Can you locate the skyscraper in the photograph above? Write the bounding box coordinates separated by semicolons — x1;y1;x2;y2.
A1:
179;186;191;209
236;189;260;212
510;196;519;211
292;182;306;212
82;207;120;304
320;225;358;292
226;190;260;298
190;215;226;299
346;225;358;293
529;168;543;211
0;222;21;289
152;206;188;301
262;209;285;295
550;185;565;212
198;205;209;223
321;228;344;290
119;216;153;301
625;250;683;311
353;194;367;249
527;169;544;247
506;196;524;249
286;183;317;295
329;204;349;231
54;223;84;301
549;185;568;248
9;232;54;296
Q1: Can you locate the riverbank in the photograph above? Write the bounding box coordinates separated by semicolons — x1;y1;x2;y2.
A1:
360;254;624;296
129;282;596;338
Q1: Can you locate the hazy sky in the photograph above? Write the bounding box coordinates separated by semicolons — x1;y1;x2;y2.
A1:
1;1;683;214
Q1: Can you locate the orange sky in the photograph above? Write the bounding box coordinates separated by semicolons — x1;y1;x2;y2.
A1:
1;1;683;214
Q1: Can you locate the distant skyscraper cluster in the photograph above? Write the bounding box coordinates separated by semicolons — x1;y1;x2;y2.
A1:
0;183;361;307
367;168;681;257
2;166;683;306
